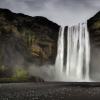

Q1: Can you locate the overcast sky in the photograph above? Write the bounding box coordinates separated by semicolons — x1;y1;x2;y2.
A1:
0;0;100;26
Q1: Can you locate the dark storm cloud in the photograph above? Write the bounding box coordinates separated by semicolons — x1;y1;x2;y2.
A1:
0;0;100;26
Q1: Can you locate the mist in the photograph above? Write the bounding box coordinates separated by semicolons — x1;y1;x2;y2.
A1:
1;25;100;82
90;45;100;81
27;65;78;82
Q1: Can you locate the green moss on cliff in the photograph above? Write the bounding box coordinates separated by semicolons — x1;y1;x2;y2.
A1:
12;66;28;79
91;21;100;29
0;8;60;78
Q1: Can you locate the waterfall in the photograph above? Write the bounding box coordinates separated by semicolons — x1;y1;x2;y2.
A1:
55;22;90;81
55;27;64;74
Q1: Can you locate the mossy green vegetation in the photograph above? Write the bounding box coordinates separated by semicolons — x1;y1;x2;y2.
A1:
0;8;60;78
88;11;100;46
91;21;100;29
0;65;8;71
12;65;28;79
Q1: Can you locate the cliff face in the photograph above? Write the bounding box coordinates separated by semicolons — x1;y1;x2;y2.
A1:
88;11;100;46
88;11;100;80
0;8;60;77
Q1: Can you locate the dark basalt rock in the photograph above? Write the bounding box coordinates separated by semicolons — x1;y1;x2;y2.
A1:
87;11;100;80
29;76;44;82
88;11;100;47
0;8;60;77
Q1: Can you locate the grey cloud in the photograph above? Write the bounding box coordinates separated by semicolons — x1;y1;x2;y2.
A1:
0;0;100;26
23;0;47;10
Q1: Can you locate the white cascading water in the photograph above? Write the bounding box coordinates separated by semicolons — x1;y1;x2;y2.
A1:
55;22;90;81
55;27;64;74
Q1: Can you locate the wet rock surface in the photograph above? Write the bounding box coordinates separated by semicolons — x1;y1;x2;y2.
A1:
29;76;44;82
0;82;100;100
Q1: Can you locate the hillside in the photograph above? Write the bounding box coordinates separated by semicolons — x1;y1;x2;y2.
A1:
0;8;60;78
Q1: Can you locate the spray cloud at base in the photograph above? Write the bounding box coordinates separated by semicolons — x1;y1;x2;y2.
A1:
28;22;96;82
